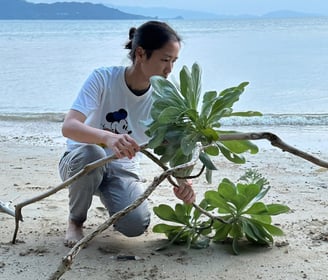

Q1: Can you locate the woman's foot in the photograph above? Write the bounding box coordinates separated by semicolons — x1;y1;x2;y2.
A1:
64;219;84;248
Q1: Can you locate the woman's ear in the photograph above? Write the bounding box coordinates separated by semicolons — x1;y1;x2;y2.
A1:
135;46;146;62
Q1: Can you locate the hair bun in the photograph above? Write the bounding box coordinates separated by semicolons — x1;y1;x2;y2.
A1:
129;27;137;40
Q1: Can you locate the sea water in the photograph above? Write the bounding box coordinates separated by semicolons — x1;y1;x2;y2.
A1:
0;17;328;130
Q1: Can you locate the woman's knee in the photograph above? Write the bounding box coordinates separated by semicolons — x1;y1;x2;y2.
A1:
70;144;106;171
114;204;151;237
60;144;106;180
79;144;106;164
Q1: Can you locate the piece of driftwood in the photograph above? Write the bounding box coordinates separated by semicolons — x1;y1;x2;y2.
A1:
0;200;16;218
48;143;202;280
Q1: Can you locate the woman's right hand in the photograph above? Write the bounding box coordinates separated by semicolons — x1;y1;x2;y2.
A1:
104;133;140;159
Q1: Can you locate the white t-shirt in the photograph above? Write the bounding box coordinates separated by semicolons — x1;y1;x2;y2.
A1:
66;66;153;168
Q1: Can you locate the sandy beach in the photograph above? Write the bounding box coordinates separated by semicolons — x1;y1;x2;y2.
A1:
1;120;328;280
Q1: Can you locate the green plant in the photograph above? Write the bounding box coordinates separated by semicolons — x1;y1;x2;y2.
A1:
153;170;290;254
146;63;289;254
153;200;212;250
145;62;261;180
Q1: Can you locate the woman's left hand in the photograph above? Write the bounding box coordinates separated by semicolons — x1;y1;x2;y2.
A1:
173;179;196;204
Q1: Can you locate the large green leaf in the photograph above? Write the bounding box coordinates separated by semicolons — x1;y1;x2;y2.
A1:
204;145;219;156
243;201;267;215
153;204;181;224
212;222;232;241
179;63;201;110
191;62;202;107
261;223;285;236
201;127;219;142
266;204;290;215
147;126;168;148
175;203;192;225
208;82;248;120
217;181;251;212
217;142;246;164
153;223;183;234
236;183;261;209
241;218;270;244
201;90;218;117
158;106;183;124
181;133;199;156
217;132;259;154
217;180;237;199
204;190;234;213
241;219;259;242
198;152;217;172
249;214;272;224
151;75;185;104
179;65;192;100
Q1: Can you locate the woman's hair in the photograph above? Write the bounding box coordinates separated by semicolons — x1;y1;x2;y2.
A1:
125;21;181;62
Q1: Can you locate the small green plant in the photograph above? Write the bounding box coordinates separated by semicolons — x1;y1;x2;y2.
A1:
153;170;290;254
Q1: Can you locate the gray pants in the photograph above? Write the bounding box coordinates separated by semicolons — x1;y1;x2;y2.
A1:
58;144;150;237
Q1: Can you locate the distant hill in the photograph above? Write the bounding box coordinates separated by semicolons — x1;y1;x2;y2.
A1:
262;10;322;19
0;0;325;20
114;5;221;20
112;4;325;20
0;0;152;20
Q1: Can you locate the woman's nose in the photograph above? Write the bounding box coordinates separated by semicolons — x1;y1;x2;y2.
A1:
165;62;173;75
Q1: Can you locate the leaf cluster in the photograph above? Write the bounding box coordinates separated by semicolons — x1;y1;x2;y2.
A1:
153;170;290;254
145;62;261;179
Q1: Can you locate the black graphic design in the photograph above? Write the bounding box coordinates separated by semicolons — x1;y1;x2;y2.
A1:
102;108;132;134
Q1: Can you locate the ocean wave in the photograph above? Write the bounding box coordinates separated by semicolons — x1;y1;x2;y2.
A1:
0;112;327;126
220;114;328;126
0;112;65;122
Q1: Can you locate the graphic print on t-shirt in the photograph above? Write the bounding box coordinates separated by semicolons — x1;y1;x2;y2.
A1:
102;108;132;134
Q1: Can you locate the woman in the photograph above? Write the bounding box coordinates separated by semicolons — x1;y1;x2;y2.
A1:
59;21;196;248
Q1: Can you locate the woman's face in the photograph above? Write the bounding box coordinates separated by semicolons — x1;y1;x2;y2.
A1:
140;40;181;79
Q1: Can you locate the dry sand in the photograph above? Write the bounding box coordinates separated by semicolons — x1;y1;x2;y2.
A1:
0;122;328;280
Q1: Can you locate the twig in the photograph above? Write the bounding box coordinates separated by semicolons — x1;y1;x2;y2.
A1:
48;144;201;280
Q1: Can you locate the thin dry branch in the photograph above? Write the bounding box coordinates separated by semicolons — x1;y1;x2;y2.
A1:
48;144;202;280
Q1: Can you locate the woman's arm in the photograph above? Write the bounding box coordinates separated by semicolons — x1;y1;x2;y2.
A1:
62;109;140;159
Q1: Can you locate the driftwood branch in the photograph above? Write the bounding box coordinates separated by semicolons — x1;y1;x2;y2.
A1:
0;200;16;218
11;145;146;243
218;132;328;168
8;132;328;243
48;143;202;280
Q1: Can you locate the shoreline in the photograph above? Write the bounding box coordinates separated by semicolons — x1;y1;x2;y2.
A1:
1;125;328;279
1;119;328;150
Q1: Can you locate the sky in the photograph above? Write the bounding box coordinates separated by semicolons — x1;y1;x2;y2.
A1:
27;0;328;16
